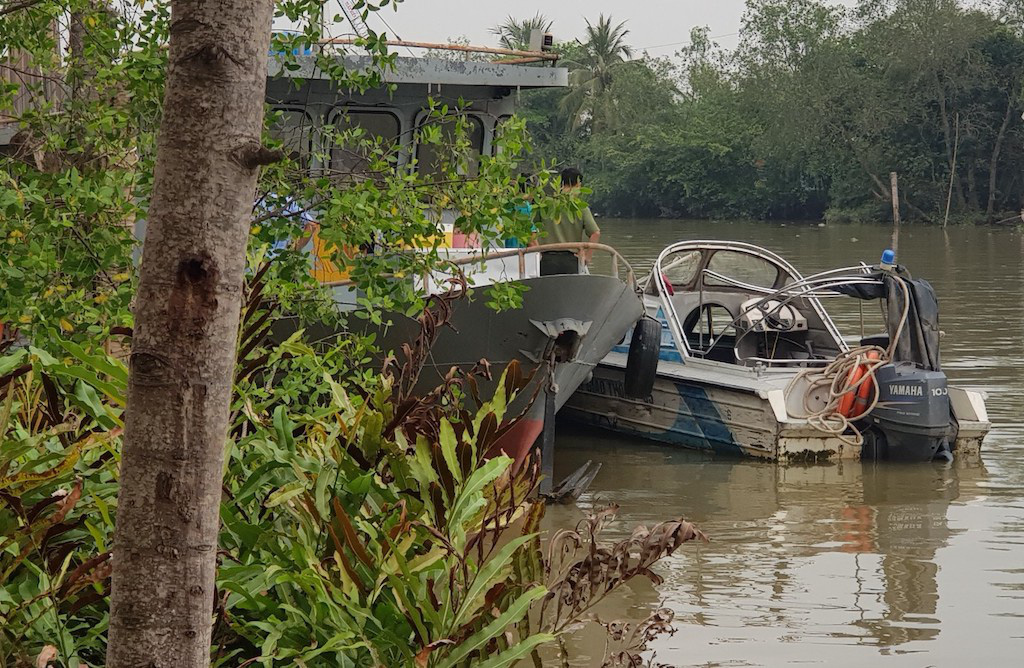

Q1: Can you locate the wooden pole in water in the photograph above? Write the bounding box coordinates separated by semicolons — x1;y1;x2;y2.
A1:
890;171;900;255
943;112;960;228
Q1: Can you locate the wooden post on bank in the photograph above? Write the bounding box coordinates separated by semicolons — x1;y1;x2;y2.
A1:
539;385;556;496
890;171;900;255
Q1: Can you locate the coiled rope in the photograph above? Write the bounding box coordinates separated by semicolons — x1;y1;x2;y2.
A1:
784;276;912;447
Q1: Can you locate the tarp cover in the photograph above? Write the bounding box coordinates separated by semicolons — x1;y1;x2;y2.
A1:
835;270;941;371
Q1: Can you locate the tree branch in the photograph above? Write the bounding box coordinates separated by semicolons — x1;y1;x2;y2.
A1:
0;0;46;18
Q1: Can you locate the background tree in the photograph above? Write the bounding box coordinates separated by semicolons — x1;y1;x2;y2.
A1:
560;14;634;131
517;0;1024;223
489;12;552;50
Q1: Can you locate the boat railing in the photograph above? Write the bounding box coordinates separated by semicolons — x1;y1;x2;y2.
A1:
652;242;852;362
655;261;893;366
321;242;637;292
318;38;560;65
703;269;885;300
699;273;881;362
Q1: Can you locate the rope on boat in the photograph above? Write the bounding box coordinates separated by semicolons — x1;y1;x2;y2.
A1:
786;345;888;446
784;277;912;447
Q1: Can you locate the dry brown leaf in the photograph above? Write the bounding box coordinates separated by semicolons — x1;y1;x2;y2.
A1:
414;639;455;667
36;645;57;668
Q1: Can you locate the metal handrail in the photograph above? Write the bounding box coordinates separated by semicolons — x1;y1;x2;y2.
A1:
321;242;637;290
319;38;560;63
652;240;850;360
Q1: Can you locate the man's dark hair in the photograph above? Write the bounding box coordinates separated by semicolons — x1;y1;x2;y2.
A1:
560;167;583;187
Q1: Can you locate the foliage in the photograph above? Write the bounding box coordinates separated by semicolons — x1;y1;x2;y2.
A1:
0;2;709;665
0;288;706;666
0;339;123;667
0;0;166;349
512;1;1024;222
0;0;584;355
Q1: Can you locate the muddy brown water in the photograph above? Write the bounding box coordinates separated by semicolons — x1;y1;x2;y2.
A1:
549;219;1024;666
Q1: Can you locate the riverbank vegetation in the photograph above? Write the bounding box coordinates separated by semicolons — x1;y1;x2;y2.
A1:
0;1;704;665
515;0;1024;223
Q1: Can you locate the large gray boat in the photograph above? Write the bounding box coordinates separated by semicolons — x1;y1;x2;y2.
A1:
265;49;644;468
300;244;644;465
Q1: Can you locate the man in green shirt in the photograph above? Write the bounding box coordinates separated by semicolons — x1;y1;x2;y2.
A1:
539;167;601;275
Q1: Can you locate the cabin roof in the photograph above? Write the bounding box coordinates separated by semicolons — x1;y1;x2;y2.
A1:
268;55;569;90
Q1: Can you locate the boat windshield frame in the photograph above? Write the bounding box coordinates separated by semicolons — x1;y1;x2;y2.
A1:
651;240;850;367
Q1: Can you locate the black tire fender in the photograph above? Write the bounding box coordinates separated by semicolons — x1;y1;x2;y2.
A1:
624;316;661;399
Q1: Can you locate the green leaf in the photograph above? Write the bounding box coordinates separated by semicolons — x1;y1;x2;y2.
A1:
408;434;438;492
0;349;27;376
58;339;128;384
436;586;548;668
265;481;306;508
474;633;556;668
448;455;511;535
439;418;462;485
74;379;110;423
450;532;534;630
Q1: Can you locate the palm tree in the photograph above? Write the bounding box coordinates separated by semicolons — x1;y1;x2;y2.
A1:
560;15;634;131
490;13;553;51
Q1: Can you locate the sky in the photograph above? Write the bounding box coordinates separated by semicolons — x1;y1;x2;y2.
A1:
316;0;756;56
276;1;868;57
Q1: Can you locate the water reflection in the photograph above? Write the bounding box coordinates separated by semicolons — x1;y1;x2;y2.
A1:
550;431;991;664
556;219;1024;665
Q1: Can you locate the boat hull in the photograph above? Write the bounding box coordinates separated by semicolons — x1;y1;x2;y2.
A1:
563;359;990;463
279;274;644;463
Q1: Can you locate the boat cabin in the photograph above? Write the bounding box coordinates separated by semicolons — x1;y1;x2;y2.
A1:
266;53;567;183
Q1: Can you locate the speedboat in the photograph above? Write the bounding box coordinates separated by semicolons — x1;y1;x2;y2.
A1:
563;240;990;462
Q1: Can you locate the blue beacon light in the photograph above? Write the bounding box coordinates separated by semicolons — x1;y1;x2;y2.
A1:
880;249;896;271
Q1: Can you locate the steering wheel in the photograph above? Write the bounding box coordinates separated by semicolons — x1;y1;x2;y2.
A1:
758;300;797;332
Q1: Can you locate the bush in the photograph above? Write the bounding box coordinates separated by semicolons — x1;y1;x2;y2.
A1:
2;292;706;667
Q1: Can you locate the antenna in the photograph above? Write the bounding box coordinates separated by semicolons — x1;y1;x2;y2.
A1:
338;0;370;40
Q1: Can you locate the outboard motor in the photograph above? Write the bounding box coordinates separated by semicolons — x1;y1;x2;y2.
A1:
838;251;956;462
860;362;953;462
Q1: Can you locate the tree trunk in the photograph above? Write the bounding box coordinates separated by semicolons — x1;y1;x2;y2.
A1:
107;2;278;666
966;163;980;212
986;96;1015;222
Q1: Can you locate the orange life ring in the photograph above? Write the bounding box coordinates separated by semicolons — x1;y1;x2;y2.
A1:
838;352;879;418
850;351;880;419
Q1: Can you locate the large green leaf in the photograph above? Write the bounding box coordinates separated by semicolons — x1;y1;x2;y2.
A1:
438;418;462;485
449;532;535;631
473;633;556;668
448;455;512;536
436;586;548;668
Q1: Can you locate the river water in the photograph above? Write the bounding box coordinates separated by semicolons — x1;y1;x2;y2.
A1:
551;219;1024;667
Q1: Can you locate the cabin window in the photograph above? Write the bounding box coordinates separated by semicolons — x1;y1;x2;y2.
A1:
269;108;313;166
661;250;702;286
704;251;779;289
415;115;485;178
328;110;401;177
